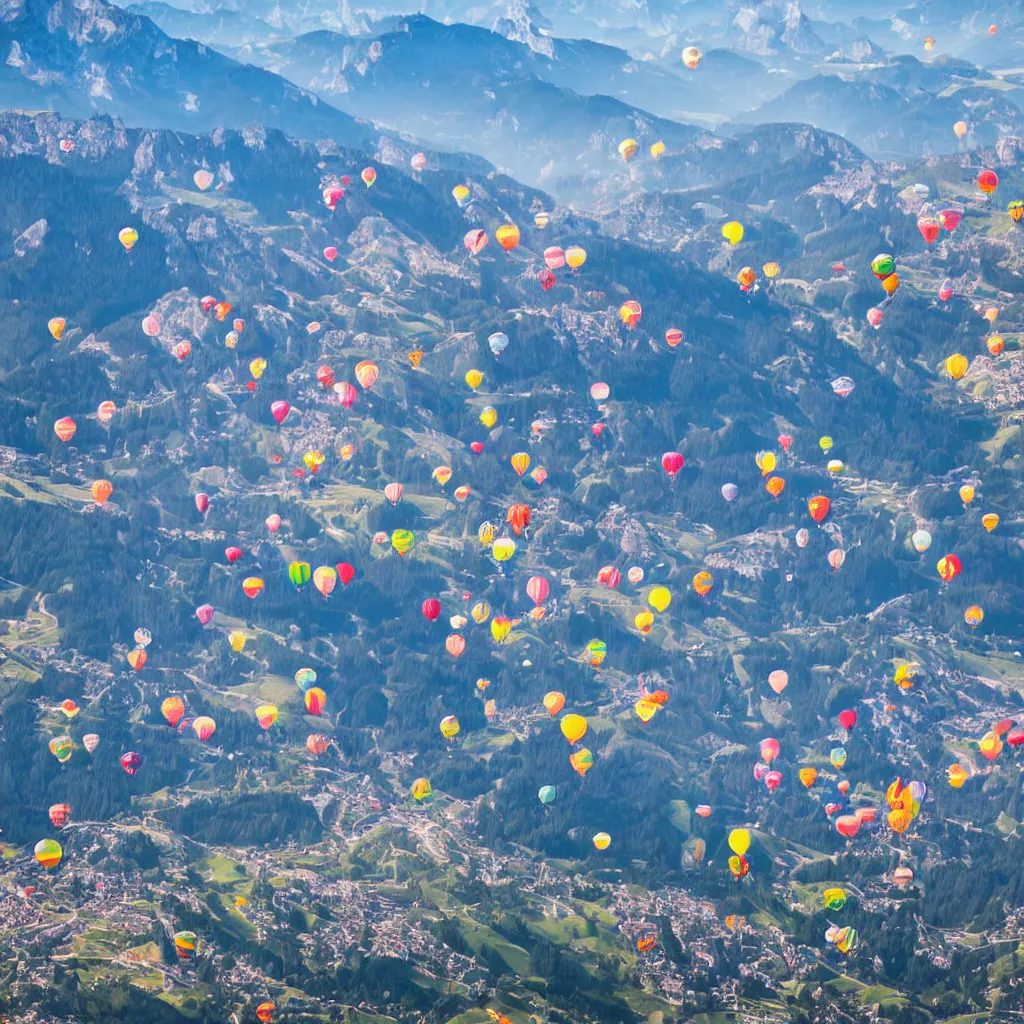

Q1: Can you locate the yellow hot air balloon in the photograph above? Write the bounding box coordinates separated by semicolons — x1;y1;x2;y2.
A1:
411;777;432;801
432;466;453;487
721;221;744;245
471;601;490;624
948;763;969;788
495;224;521;251
728;828;751;857
560;713;588;744
618;138;639;161
490;617;512;643
255;704;279;730
818;436;833;453
440;715;461;739
799;767;818;789
452;184;471;204
510;452;531;477
757;450;777;476
649;141;666;159
118;226;139;252
48;317;67;341
478;521;496;546
249;357;267;379
954;120;968;139
491;538;517;562
959;484;975;505
479;406;498;429
647;586;672;613
681;45;703;70
982;512;999;532
894;663;917;689
464;369;484;390
634;610;655;634
945;353;969;380
634;699;659;722
593;831;611;849
565;246;587;270
228;630;247;652
762;261;781;279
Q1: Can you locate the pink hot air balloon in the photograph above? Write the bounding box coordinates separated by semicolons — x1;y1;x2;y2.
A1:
765;769;783;793
195;493;210;514
939;208;962;233
225;546;243;564
464;229;488;255
422;598;441;621
384;483;403;505
838;709;857;731
753;763;768;783
759;737;780;762
544;246;565;270
141;313;162;337
195;604;214;625
335;382;358;408
323;185;345;210
777;434;793;453
200;295;217;313
266;514;282;533
323;246;338;262
271;400;291;424
866;307;883;329
526;575;550;606
661;452;684;478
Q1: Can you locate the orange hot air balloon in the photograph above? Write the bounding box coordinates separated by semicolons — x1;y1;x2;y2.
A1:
127;648;147;671
808;495;831;523
507;503;531;535
307;733;330;755
765;476;785;499
354;360;379;390
54;417;77;443
881;273;900;297
799;767;818;788
161;696;185;726
445;634;466;658
214;301;233;321
91;479;113;504
495;224;521;252
692;571;713;597
987;335;1004;356
979;731;1003;760
543;691;565;716
408;349;423;367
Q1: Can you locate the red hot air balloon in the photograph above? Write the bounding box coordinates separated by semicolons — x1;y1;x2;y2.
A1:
317;365;335;389
336;562;356;585
54;417;77;443
808;495;831;523
539;268;556;290
271;401;291;425
978;169;999;195
422;598;441;621
939;208;962;233
661;452;684;478
839;709;857;731
195;493;210;514
225;547;243;564
665;328;683;348
121;751;143;775
777;434;793;452
323;246;338;262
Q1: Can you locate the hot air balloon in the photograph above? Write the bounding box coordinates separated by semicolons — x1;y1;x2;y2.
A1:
618;138;639;161
978;169;998;195
83;733;99;753
831;376;855;398
49;735;73;763
593;832;611;850
945;354;968;380
692;571;714;597
256;1003;276;1023
619;300;642;328
304;688;327;715
768;669;788;695
464;229;488;255
808;495;831;523
90;479;113;505
728;828;751;857
411;777;432;801
538;784;557;806
271;400;291;424
256;705;278;730
911;529;932;552
765;476;785;499
681;45;703;69
313;565;338;598
936;554;961;581
561;713;588;744
162;696;185;726
650;141;665;159
288;561;311;588
192;716;216;741
867;307;884;329
570;748;594;776
242;577;265;598
982;512;999;532
495;224;520;251
721;482;739;502
127;648;147;671
526;576;550;606
964;605;984;628
440;714;461;739
307;733;330;755
661;452;684;478
34;838;63;869
121;751;142;775
54;417;77;443
760;737;780;763
737;266;757;292
354;360;379;391
799;767;818;789
118;226;139;252
917;214;940;244
722;221;744;245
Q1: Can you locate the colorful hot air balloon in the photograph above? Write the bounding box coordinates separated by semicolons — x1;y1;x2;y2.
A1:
936;554;962;581
692;571;714;597
34;838;63;869
313;565;338;598
49;735;73;763
618;138;639;162
978;169;999;195
681;46;703;69
256;704;279;730
440;714;461;739
526;575;550;607
192;716;216;741
161;696;186;727
495;224;520;251
118;226;139;252
411;777;432;801
304;688;327;715
121;751;143;775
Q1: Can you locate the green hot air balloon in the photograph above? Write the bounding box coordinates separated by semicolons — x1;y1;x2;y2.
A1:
538;785;557;806
288;561;311;588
